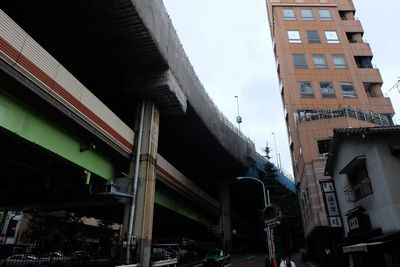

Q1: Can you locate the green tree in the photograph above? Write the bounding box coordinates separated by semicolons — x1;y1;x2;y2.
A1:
260;145;304;260
24;210;83;247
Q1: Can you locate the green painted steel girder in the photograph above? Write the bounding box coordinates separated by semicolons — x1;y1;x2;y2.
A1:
0;89;115;180
155;190;214;226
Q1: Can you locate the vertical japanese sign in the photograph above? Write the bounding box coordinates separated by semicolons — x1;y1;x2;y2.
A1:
320;180;343;228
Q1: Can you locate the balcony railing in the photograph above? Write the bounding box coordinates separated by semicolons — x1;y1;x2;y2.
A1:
296;106;390;126
344;182;373;202
357;63;373;69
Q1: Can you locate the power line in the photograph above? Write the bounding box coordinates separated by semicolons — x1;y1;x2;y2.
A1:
387;77;400;94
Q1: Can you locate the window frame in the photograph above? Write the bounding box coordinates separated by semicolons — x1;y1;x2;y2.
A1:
349;169;373;201
317;138;332;156
319;81;336;98
293;54;308;69
341;156;373;202
301;9;314;21
307;30;321;43
298;81;314;98
332;54;348;69
283;8;296;21
288;30;302;43
325;31;340;44
318;9;333;21
312;54;328;69
340;82;358;98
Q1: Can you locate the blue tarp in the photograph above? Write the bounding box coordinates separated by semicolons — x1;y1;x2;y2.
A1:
245;153;296;194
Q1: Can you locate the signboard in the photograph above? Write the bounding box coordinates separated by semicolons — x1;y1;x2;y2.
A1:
325;192;340;216
346;210;371;234
329;217;342;227
348;217;359;230
322;182;335;192
320;180;343;228
263;204;282;225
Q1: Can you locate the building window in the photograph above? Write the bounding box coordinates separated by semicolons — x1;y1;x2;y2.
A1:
340;82;357;98
307;30;320;43
318;9;333;21
313;54;328;68
351;169;373;201
341;156;373;202
288;31;301;43
283;8;296;20
293;54;308;68
317;138;332;156
301;9;314;21
332;54;348;68
320;82;335;98
325;31;340;43
298;81;314;98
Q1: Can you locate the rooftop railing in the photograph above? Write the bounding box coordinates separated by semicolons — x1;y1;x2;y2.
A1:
296;106;390;126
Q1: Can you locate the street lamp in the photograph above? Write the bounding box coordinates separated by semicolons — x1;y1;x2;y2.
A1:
234;96;242;131
271;132;279;168
236;176;276;267
236;176;270;206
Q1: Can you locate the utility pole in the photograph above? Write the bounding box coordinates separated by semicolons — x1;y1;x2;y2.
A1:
271;132;278;168
234;95;242;131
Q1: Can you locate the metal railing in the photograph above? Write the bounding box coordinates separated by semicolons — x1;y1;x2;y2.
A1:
116;258;182;267
344;182;373;203
296;106;390;126
197;80;255;147
0;243;127;267
151;258;178;266
256;154;296;193
344;184;356;202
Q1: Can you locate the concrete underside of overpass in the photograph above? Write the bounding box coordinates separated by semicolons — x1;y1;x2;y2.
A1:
0;0;256;174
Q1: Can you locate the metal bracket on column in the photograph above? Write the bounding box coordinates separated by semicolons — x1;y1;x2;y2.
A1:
140;153;157;165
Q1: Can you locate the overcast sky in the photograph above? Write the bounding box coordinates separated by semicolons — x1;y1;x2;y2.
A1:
162;0;400;177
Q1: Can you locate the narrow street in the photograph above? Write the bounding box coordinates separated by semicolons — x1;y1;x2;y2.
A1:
228;252;312;267
230;254;266;267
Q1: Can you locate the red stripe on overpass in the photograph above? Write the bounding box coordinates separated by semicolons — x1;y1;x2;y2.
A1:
0;36;133;152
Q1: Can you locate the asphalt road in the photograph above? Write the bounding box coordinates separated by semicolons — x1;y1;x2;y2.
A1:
193;252;312;267
230;254;267;267
229;252;311;267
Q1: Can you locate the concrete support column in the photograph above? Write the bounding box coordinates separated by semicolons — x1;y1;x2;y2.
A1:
219;183;232;251
133;101;160;266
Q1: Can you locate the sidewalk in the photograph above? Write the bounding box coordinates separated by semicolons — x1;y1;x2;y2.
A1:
290;252;318;267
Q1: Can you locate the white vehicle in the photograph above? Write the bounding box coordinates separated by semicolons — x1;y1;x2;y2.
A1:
39;251;74;266
152;244;187;259
151;246;173;261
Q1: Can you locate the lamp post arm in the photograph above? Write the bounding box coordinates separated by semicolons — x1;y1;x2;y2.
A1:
257;179;268;207
237;176;269;206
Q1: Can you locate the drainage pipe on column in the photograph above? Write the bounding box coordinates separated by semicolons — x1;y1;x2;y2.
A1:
127;100;145;263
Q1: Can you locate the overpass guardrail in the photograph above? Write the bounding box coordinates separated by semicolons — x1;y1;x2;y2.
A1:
199;80;254;147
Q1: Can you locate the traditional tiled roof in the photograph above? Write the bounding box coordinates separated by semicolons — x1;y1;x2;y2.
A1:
324;126;400;176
